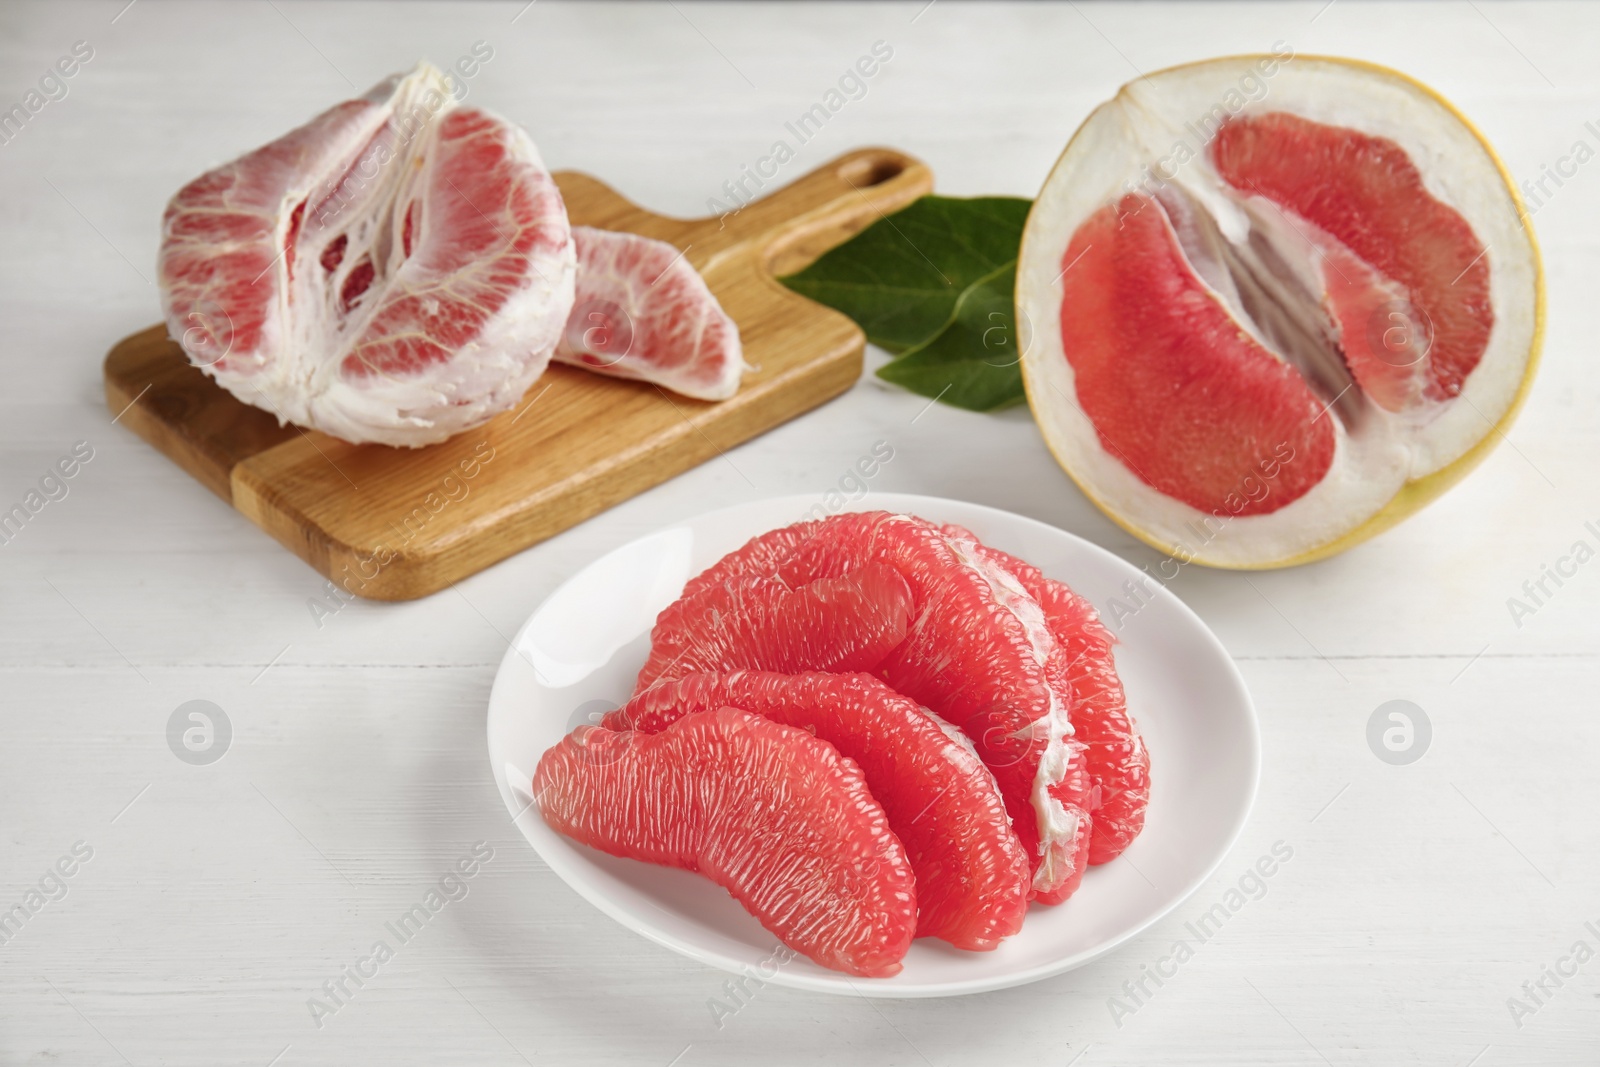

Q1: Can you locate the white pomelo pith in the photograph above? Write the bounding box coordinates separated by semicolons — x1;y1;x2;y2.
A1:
1017;55;1543;568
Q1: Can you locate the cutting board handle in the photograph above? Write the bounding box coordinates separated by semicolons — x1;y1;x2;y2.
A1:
696;146;934;277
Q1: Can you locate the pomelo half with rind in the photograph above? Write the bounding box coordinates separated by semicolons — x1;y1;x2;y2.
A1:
1017;55;1543;568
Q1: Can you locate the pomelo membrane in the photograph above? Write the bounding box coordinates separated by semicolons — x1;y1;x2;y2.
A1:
1017;55;1542;567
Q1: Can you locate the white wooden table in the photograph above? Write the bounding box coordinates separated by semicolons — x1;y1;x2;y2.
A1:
2;1;1595;1063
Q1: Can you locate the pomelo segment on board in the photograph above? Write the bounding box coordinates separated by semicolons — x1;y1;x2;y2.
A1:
555;226;743;400
610;670;1030;950
1017;55;1542;567
535;707;916;977
678;511;1093;903
158;62;575;447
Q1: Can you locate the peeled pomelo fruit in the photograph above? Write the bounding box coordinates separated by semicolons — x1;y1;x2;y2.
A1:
1017;55;1543;567
633;563;913;694
554;226;743;400
158;63;575;447
679;512;1092;903
942;525;1149;865
535;707;916;977
609;670;1030;951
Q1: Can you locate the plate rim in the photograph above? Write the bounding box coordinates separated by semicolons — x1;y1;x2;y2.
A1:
486;492;1261;998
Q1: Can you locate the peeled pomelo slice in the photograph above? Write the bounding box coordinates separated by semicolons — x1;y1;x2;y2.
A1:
1017;55;1542;567
554;226;742;400
633;563;913;694
942;525;1149;865
158;62;575;447
931;523;1094;906
610;670;1030;951
679;512;1091;903
535;707;916;977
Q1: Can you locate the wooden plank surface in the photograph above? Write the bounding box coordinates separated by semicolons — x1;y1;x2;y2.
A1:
103;148;933;599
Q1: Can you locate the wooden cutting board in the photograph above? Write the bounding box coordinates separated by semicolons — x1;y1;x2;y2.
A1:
104;147;933;601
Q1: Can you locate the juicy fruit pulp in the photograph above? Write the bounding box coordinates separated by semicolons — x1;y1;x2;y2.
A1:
556;226;743;400
611;671;1031;950
535;511;1143;976
158;63;576;447
680;512;1093;902
1018;56;1541;567
634;563;913;694
1057;193;1336;517
535;707;916;977
943;527;1149;864
1209;112;1493;410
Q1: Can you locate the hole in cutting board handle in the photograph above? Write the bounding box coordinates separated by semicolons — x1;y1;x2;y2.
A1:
836;155;905;188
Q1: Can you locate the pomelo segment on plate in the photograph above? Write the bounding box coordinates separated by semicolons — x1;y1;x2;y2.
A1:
942;525;1149;865
158;62;576;447
535;707;917;977
679;511;1094;903
610;670;1031;951
1017;55;1543;567
633;563;913;694
555;226;743;400
534;511;1150;975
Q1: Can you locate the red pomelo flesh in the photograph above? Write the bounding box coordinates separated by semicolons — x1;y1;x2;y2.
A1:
1210;112;1493;406
931;523;1094;906
535;707;916;977
555;226;743;400
679;512;1089;902
633;563;913;695
1058;194;1336;516
609;671;1031;951
1314;239;1431;412
942;526;1149;866
157;64;574;446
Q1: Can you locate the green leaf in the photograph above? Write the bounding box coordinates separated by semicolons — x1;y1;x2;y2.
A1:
779;195;1032;410
876;262;1026;411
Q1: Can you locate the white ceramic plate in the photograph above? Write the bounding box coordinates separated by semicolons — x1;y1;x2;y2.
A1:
486;494;1259;997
